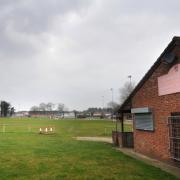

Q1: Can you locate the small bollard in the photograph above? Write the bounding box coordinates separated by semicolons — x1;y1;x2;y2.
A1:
39;128;42;133
39;127;55;135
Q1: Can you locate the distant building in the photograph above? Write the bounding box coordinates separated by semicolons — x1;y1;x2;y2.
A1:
93;112;103;118
29;111;75;119
14;111;29;117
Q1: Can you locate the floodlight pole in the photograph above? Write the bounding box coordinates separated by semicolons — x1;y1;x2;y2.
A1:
128;75;132;86
110;88;114;119
102;96;104;118
102;96;104;109
110;88;114;104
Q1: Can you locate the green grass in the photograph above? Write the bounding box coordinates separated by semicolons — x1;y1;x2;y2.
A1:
0;118;178;180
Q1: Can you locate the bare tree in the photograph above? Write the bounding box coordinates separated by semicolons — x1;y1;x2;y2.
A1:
73;110;78;118
46;102;55;111
119;81;135;103
30;106;39;111
39;103;47;111
57;103;65;112
10;107;15;116
107;101;119;110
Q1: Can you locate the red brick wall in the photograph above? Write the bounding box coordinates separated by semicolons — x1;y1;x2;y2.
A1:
132;46;180;162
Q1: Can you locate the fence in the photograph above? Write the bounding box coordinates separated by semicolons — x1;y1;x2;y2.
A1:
0;124;55;133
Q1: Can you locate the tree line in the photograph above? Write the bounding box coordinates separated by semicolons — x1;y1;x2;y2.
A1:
29;80;135;115
30;102;67;112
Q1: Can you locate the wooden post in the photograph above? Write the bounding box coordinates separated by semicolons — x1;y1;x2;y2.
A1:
121;112;124;133
115;119;118;132
3;124;5;133
121;112;124;148
28;125;31;132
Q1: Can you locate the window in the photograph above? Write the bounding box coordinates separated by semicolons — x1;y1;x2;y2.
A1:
134;113;154;131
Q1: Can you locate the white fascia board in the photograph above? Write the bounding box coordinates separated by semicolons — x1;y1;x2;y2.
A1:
131;107;151;114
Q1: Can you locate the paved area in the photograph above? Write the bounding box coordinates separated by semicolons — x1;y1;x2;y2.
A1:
75;136;112;143
116;148;180;178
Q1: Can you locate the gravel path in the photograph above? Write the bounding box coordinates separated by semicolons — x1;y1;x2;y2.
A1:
75;136;112;143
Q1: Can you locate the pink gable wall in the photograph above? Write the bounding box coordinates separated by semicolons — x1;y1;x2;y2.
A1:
158;64;180;96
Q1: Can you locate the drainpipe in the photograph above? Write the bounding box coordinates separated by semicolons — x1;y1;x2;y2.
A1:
116;117;118;132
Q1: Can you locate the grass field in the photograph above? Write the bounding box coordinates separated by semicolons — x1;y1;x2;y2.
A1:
0;118;178;180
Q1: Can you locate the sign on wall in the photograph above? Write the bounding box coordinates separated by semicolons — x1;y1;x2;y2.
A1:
158;64;180;96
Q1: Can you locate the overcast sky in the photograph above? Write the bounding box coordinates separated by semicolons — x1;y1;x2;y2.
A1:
0;0;180;111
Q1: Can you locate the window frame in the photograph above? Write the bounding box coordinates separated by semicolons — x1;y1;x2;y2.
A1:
134;112;155;132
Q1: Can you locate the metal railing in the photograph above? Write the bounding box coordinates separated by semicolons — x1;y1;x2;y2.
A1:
168;116;180;161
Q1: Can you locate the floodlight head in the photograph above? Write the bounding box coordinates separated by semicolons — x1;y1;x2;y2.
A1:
162;52;176;64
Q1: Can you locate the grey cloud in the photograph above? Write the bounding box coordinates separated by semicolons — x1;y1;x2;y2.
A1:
0;0;92;59
0;0;179;110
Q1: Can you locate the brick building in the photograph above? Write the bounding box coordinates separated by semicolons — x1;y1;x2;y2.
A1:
119;37;180;164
